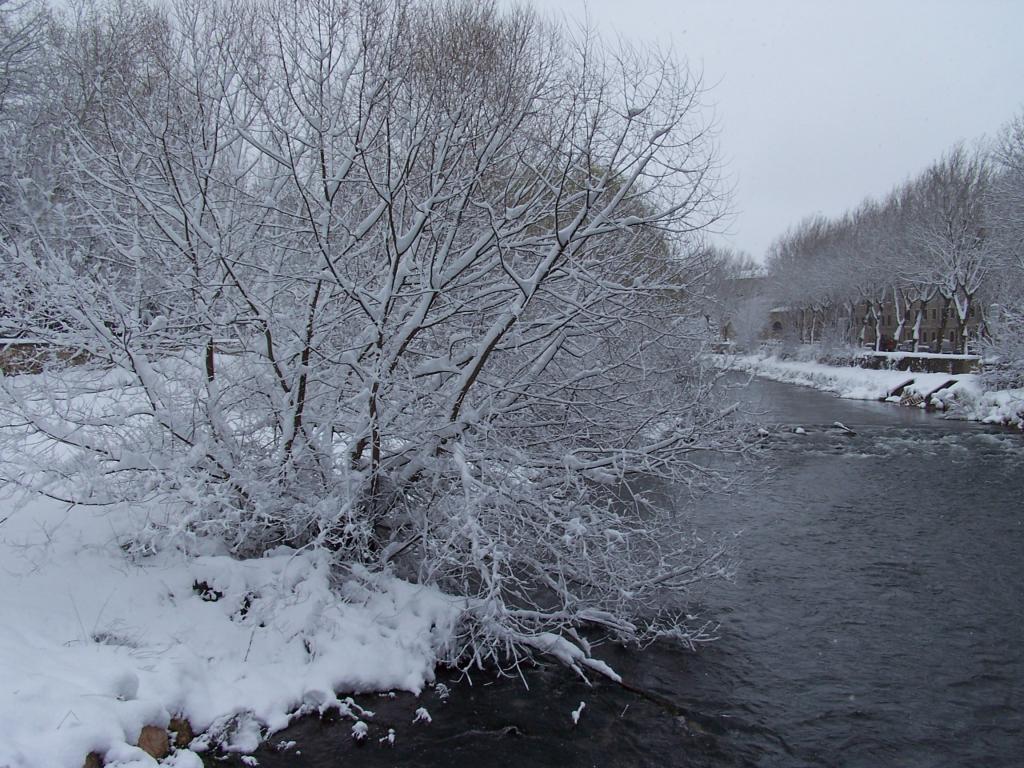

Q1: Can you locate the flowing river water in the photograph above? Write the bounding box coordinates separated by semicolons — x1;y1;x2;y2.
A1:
209;376;1024;767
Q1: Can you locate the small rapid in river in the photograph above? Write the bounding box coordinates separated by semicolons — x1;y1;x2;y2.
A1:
210;377;1024;767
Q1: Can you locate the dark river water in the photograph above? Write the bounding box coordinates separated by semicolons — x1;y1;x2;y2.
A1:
209;377;1024;768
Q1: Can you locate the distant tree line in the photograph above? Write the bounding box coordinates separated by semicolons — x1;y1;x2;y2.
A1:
697;246;768;349
759;124;1024;359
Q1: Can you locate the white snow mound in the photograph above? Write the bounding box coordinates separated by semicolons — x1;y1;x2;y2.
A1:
0;495;460;768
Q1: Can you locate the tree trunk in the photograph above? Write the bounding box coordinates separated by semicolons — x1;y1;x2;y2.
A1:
911;300;924;352
935;295;953;352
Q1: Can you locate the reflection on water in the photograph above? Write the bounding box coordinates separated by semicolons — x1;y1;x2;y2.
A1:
209;377;1024;768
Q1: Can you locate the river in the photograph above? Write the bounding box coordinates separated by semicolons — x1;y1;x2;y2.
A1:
208;376;1024;767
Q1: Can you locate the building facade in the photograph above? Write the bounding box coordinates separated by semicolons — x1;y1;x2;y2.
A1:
769;297;985;353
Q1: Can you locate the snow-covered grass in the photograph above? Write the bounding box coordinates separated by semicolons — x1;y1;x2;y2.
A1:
717;352;1024;429
0;492;460;768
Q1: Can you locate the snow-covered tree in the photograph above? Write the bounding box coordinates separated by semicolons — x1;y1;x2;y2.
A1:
0;0;57;335
911;145;992;352
0;0;49;115
700;245;766;346
766;214;864;346
1;0;741;675
985;112;1024;385
764;142;1005;355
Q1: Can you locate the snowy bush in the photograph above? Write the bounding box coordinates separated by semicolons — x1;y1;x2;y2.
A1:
983;307;1024;389
1;0;741;672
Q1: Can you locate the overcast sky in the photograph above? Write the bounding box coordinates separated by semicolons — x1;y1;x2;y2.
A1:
553;0;1024;260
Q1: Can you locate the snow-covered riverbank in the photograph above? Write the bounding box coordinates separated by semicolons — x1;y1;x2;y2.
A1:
716;353;1024;429
0;494;459;767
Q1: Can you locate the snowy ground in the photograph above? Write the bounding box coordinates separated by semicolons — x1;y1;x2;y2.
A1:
717;353;1024;429
0;492;459;767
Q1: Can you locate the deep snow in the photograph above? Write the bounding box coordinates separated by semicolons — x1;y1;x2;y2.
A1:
0;492;459;767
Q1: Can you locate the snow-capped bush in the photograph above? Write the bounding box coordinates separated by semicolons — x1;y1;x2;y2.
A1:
0;0;741;672
983;307;1024;389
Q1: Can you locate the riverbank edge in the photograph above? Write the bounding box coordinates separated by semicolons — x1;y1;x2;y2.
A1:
713;353;1024;430
0;493;461;768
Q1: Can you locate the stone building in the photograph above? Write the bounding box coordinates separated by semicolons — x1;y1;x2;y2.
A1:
850;298;985;352
767;297;985;353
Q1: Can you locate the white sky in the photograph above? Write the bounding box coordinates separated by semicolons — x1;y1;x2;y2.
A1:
548;0;1024;260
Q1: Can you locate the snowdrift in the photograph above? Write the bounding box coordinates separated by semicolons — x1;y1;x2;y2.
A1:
0;494;459;767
